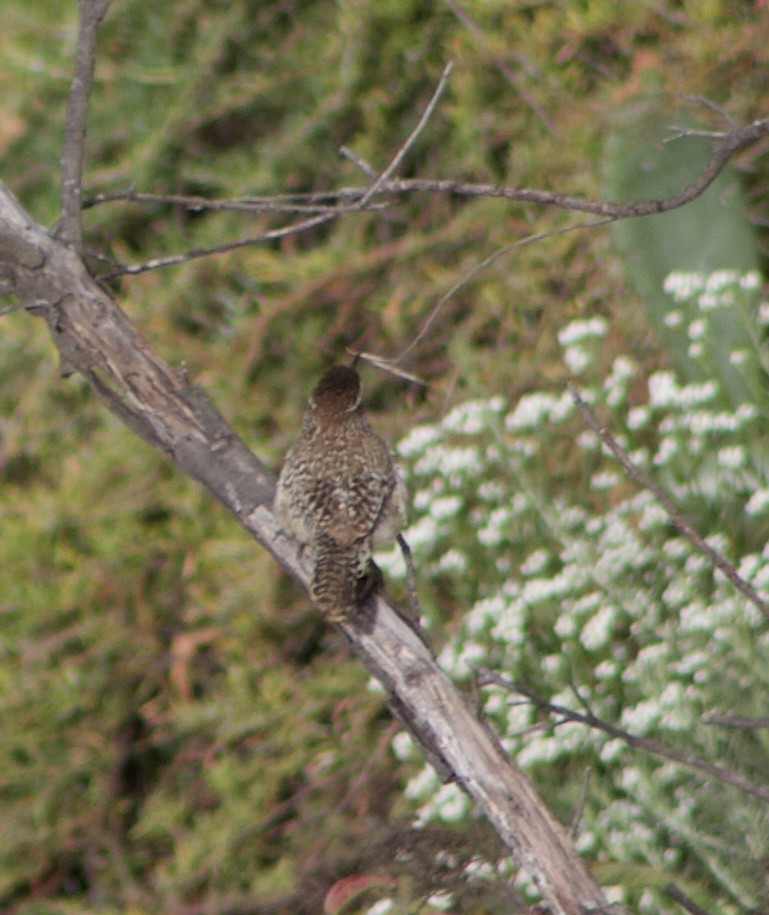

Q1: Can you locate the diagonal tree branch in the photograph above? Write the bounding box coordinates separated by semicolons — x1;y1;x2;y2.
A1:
569;384;769;624
478;670;769;804
58;0;111;251
0;179;616;915
665;881;714;915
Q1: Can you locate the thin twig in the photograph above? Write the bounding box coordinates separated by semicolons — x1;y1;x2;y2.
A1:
702;711;769;730
442;0;555;134
664;882;713;915
357;62;454;208
347;350;426;385
101;211;341;279
569;384;769;625
396;217;613;364
84;188;391;216
339;146;378;179
84;186;381;210
477;669;769;803
664;127;732;143
570;766;592;841
681;94;739;128
58;0;111;250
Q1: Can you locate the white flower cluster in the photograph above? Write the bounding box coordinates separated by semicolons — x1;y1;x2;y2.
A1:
647;371;717;409
663;269;760;305
558;316;610;375
387;268;769;909
661;269;765;369
505;390;573;431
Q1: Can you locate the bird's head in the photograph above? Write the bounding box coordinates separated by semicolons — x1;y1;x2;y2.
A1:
308;365;362;419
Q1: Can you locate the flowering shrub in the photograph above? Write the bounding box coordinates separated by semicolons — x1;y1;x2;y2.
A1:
378;271;769;913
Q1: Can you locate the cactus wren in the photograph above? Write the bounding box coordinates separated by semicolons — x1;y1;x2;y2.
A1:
274;364;407;621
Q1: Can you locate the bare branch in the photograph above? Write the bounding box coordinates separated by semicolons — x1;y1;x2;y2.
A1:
478;670;769;804
58;0;111;250
569;384;769;624
664;882;713;915
396;217;612;364
386;115;769;218
702;711;769;730
84;187;391;216
87;116;769;223
357;62;454;209
87;59;453;278
83;65;448;284
339;146;378;179
681;94;739;128
84;113;769;283
102;211;343;279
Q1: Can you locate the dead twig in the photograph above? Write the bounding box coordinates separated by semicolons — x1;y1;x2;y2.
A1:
99;64;454;279
664;882;713;915
58;0;111;250
357;62;454;209
702;711;769;730
87;116;769;223
569;384;769;625
339;146;379;179
84;187;391;216
88;113;769;282
101;211;341;279
396;217;613;365
478;669;769;804
385;114;769;218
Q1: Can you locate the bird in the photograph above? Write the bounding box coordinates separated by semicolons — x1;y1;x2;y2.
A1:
274;364;407;621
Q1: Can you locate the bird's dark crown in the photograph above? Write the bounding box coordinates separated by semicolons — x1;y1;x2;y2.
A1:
309;365;362;415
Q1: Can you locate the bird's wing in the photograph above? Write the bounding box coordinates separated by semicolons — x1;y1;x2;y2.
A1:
310;471;392;545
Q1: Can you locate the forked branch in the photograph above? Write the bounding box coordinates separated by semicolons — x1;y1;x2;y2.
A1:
86;112;769;278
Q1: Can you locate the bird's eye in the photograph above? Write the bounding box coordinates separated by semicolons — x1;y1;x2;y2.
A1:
345;393;362;412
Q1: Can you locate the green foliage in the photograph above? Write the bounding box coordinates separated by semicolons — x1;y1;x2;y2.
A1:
1;0;769;912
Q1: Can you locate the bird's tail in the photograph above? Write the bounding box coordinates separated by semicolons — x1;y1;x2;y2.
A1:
310;535;369;621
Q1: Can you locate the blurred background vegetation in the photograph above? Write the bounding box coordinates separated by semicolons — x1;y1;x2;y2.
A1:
1;0;769;913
